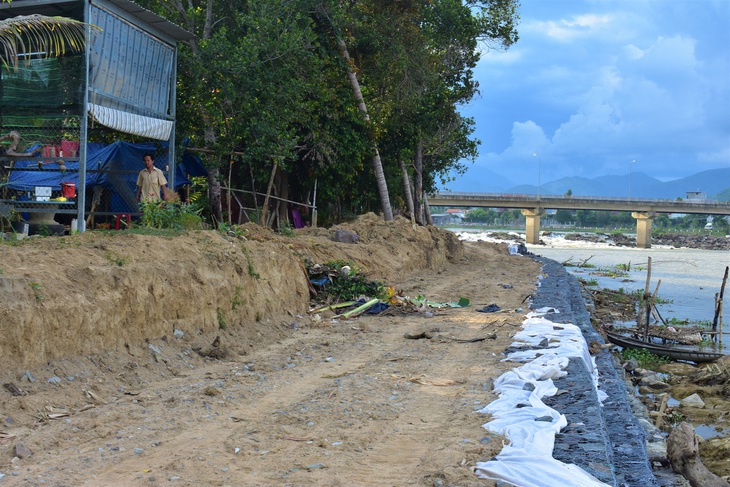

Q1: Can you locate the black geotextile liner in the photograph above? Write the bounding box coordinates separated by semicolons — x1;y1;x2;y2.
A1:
528;256;666;487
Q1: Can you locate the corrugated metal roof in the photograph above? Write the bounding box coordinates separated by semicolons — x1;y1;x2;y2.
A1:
100;0;195;42
0;0;195;43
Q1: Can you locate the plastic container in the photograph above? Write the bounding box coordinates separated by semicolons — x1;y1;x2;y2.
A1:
60;182;76;198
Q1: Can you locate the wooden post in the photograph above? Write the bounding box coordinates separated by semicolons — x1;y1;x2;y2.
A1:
643;257;652;341
311;179;318;228
712;266;728;336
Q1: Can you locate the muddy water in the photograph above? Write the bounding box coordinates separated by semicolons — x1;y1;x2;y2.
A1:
457;230;730;353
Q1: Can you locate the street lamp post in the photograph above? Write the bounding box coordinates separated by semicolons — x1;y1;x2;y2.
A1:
629;159;637;199
533;153;541;198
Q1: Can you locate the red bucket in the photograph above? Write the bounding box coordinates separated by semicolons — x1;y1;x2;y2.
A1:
60;182;76;198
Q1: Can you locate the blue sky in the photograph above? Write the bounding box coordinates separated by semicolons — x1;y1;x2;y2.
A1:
447;0;730;192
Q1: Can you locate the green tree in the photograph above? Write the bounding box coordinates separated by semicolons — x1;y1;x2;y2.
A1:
555;210;573;225
711;215;729;233
575;210;596;227
465;207;496;223
654;214;671;229
138;0;520;226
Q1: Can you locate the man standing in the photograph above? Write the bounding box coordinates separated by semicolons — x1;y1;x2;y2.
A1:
135;153;168;203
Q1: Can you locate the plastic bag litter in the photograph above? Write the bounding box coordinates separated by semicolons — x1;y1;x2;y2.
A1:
477;304;501;313
508;243;528;255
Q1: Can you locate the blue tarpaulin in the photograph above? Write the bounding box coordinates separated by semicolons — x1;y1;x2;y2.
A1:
7;141;198;213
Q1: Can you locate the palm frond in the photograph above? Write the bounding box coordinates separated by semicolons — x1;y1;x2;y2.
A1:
0;14;97;68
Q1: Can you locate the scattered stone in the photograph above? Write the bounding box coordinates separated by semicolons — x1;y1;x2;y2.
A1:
623;359;639;372
203;386;221;397
14;443;32;459
646;438;668;463
173;329;185;339
47;376;62;385
3;383;24;396
638;374;670;391
680;393;705;409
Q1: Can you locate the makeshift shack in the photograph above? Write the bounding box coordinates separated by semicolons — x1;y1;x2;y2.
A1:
0;0;194;232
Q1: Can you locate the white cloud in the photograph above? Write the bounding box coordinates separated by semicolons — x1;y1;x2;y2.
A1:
453;0;730;187
531;14;614;42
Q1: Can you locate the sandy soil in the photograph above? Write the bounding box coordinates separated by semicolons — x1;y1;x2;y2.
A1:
0;214;542;486
2;215;728;486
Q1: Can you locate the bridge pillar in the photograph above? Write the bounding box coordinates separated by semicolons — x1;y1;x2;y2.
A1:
521;208;544;244
631;211;656;248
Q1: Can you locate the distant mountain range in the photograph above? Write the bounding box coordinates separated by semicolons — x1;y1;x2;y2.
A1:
449;168;730;201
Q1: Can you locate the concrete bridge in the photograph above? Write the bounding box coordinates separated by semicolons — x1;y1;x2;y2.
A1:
428;193;730;248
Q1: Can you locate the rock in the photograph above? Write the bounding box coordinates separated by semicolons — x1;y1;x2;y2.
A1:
623;358;639;372
14;443;32;459
680;393;705;408
332;229;359;243
646;438;667;463
639;374;670;390
3;383;24;396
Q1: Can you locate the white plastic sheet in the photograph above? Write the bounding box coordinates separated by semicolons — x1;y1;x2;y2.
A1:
473;310;611;487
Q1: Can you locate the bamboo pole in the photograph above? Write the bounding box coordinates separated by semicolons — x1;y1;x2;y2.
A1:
337;298;380;319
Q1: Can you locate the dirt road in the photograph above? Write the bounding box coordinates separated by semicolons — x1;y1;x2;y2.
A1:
1;216;541;486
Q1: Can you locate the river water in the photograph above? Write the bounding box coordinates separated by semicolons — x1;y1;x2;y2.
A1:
452;229;730;353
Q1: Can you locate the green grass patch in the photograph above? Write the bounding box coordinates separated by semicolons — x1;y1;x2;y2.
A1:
618;347;670;367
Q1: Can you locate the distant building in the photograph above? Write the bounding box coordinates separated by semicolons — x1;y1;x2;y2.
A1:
444;208;467;222
686;191;707;200
432;209;468;225
431;214;451;225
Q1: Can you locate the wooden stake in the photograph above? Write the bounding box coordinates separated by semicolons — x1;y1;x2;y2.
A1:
655;393;669;429
712;266;728;332
643;256;652;342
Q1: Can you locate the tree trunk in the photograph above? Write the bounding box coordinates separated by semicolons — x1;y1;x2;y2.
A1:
277;169;290;228
414;139;424;225
424;193;433;225
667;422;730;487
259;161;278;226
398;156;416;228
207;163;223;227
204;123;223;227
336;37;393;221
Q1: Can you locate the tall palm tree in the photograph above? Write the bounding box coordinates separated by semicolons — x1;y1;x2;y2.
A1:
0;14;90;68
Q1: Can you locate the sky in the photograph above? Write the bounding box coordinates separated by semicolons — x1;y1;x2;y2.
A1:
446;0;730;192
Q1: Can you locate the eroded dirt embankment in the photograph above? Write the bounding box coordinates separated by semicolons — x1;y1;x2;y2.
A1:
0;213;461;371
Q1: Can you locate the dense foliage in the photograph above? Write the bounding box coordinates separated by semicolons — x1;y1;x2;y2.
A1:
137;0;520;227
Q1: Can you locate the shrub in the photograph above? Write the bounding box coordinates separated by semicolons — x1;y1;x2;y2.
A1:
139;198;202;230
